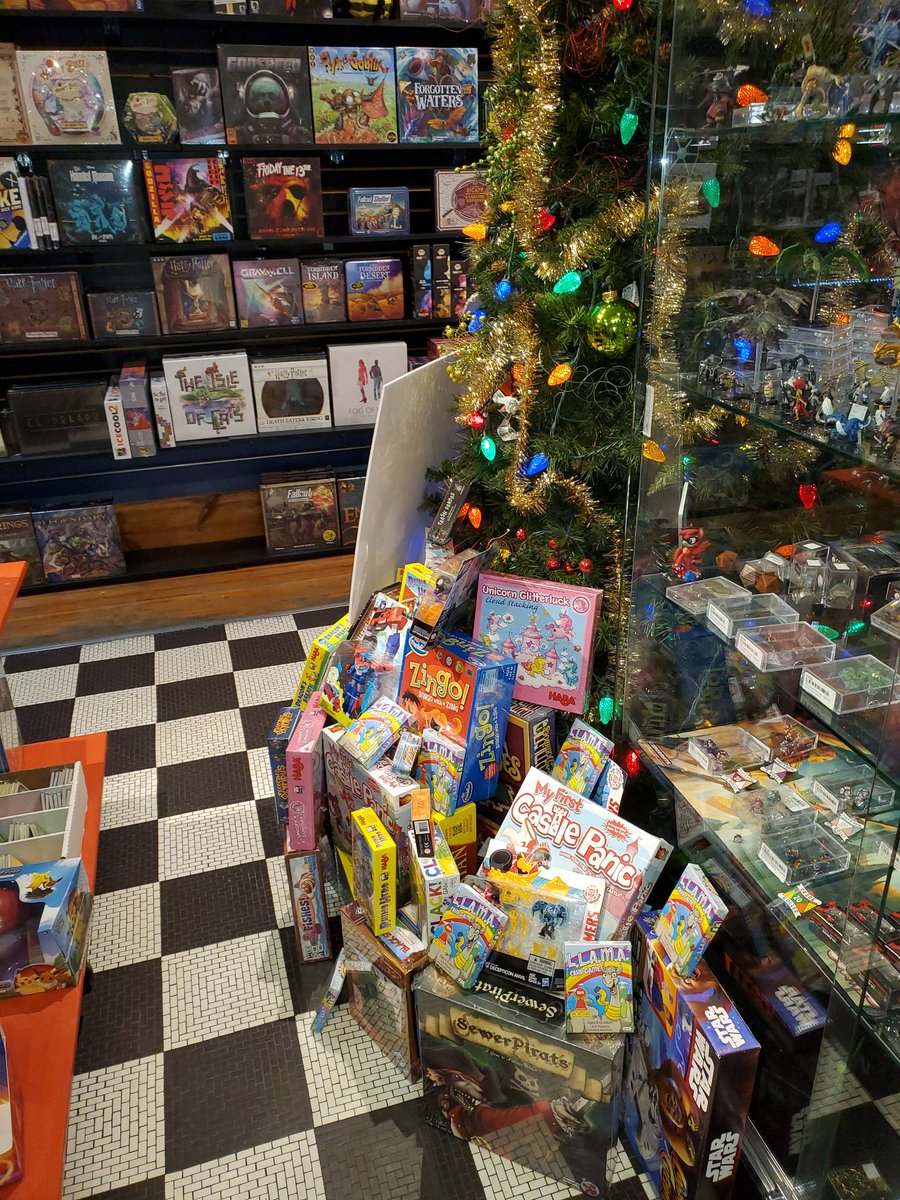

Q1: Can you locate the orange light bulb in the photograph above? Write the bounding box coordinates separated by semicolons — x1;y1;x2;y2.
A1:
547;363;573;386
736;84;768;106
462;222;488;241
749;235;780;257
468;505;483;529
511;363;526;384
832;139;852;166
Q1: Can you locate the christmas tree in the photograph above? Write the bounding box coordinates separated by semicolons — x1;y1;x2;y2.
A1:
432;0;661;725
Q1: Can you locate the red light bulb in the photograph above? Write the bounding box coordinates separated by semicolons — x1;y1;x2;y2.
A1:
798;483;817;509
613;0;634;9
469;412;486;432
536;207;556;233
624;749;641;776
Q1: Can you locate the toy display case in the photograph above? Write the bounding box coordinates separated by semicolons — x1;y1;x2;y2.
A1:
626;0;900;1192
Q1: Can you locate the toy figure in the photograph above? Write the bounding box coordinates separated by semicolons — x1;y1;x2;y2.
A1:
762;372;776;404
816;387;835;423
794;64;843;118
531;899;568;939
792;388;811;422
698;354;722;384
700;70;742;129
827;412;871;443
340;639;394;718
672;527;710;581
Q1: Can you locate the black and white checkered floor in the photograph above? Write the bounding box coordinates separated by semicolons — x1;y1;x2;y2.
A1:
5;610;658;1200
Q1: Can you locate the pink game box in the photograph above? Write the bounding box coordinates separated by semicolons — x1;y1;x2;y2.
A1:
472;573;602;714
285;691;328;852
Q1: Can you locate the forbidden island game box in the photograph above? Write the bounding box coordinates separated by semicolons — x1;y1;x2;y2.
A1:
622;910;760;1200
416;962;624;1196
341;901;428;1081
398;631;516;807
0;858;92;996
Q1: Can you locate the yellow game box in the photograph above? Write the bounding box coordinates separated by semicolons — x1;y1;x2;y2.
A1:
351;807;397;935
293;613;350;710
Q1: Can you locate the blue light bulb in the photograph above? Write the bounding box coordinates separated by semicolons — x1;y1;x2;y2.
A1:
814;221;842;244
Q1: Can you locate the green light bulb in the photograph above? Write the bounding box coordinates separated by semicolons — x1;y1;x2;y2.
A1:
701;177;721;208
480;436;497;462
599;695;615;725
620;109;639;145
553;271;583;295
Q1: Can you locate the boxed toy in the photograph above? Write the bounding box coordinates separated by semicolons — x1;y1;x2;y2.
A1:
411;548;492;644
268;705;300;825
482;768;671;939
0;1029;21;1185
434;802;477;876
416;728;464;816
479;700;558;839
351;807;396;935
417;963;624;1194
656;864;728;977
341;902;428;1081
285;694;328;853
410;822;460;942
285;844;331;963
0;858;92;996
293;613;350;710
473;572;602;714
551;719;613;797
622;910;760;1200
565;940;633;1034
428;879;507;989
341;697;410;769
399;631;516;806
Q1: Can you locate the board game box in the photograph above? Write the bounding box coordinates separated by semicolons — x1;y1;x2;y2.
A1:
233;258;303;328
300;258;344;322
142;156;232;243
7;379;107;455
656;864;728;977
327;340;408;426
161;350;255;441
564;940;633;1033
16;50;121;145
396;47;479;144
308;46;398;145
32;502;125;583
120;90;177;145
399;0;481;19
482;768;671;939
285;700;328;852
151;253;236;335
0;512;43;587
344;257;404;322
285;847;331;962
243;157;323;240
623;910;760;1200
473;572;602;715
219;46;313;144
428;879;507;989
87;290;159;340
434;168;486;230
348;187;410;235
337;474;365;547
0;48;29;145
47;159;145;246
351;806;397;934
251;355;331;433
0;158;35;250
0;271;87;343
171;67;225;145
259;472;339;554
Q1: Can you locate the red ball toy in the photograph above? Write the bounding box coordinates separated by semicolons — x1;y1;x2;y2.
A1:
546;556;560;570
515;527;527;541
579;557;594;573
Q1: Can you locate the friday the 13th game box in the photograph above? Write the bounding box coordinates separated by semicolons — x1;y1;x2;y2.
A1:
622;910;760;1200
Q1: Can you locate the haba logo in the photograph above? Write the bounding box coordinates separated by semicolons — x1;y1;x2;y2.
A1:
548;689;576;708
449;1008;575;1079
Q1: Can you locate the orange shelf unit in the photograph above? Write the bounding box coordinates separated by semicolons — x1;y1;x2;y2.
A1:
0;733;106;1200
0;564;25;642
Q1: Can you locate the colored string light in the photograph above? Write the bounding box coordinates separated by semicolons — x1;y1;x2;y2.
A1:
553;271;583;294
480;436;497;462
749;235;780;257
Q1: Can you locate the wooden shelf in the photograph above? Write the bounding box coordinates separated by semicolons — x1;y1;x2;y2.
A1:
0;733;106;1200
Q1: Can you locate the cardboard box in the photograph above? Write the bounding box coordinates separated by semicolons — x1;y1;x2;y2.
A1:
416;963;624;1194
0;1029;22;1184
409;823;460;942
399;631;516;806
285;697;328;853
292;614;350;710
622;911;760;1200
479;700;558;837
351;807;396;935
0;762;86;866
284;842;331;963
434;802;477;877
341;902;428;1080
0;858;92;997
268;706;301;825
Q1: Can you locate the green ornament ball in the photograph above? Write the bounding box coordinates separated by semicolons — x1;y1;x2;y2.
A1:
587;291;638;358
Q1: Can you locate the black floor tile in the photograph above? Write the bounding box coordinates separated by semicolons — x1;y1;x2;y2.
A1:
95;821;159;894
316;1099;486;1200
105;724;156;775
257;796;284;859
157;751;254;819
161;861;276;955
279;921;343;1015
3;644;81;673
240;700;286;751
88;1180;165;1200
76;653;156;697
295;606;346;632
164;1019;313;1172
155;624;227;651
76;959;163;1074
229;631;305;672
16;698;74;743
156;672;239;723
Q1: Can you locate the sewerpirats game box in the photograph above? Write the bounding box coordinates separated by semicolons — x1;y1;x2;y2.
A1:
416;962;624;1196
622;910;760;1200
399;631;516;807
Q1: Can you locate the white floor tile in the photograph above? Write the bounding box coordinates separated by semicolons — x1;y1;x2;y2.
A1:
876;1092;900;1134
165;1131;324;1200
8;662;79;707
80;635;156;662
234;662;303;709
299;625;330;653
101;769;158;831
88;883;161;973
155;708;245;767
154;640;233;686
470;1139;585;1200
294;1005;420;1126
162;930;292;1050
267;855;293;929
62;1055;164;1199
71;686;156;736
225;614;301;639
248;746;274;800
159;801;264;881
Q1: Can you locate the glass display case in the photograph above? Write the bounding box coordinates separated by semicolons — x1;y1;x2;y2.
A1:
625;1;900;1196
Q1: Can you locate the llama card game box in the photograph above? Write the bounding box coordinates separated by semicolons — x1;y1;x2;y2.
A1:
655;864;728;978
565;940;633;1033
473;573;602;714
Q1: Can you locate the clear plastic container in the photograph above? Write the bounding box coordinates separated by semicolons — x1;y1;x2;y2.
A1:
735;622;837;672
872;598;900;640
745;713;818;760
741;783;817;835
758;826;851;885
686;726;772;773
800;654;900;714
666;576;749;616
739;558;784;593
706;593;797;640
810;769;897;816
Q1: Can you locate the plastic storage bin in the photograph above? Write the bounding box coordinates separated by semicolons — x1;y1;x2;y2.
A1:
800;654;900;714
758;825;851;885
741;784;817;835
706;593;797;640
810;769;896;816
686;726;772;773
871;597;900;640
745;713;818;760
735;622;837;672
666;576;749;616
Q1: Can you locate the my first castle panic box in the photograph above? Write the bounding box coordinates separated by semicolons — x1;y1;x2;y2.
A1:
416;963;624;1196
399;632;516;806
622;910;760;1200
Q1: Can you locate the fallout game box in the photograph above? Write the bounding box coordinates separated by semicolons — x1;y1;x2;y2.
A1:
259;472;339;554
416;962;624;1195
337;474;365;547
622;910;760;1200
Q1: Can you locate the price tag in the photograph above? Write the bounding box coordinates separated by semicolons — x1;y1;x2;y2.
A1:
643;384;655;437
736;633;765;670
801;670;838;711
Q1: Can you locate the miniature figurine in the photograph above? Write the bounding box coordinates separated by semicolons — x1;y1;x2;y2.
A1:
762;372;777;404
531;899;569;939
794;64;843;119
827;412;871;443
698;353;722;384
672;527;710;581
